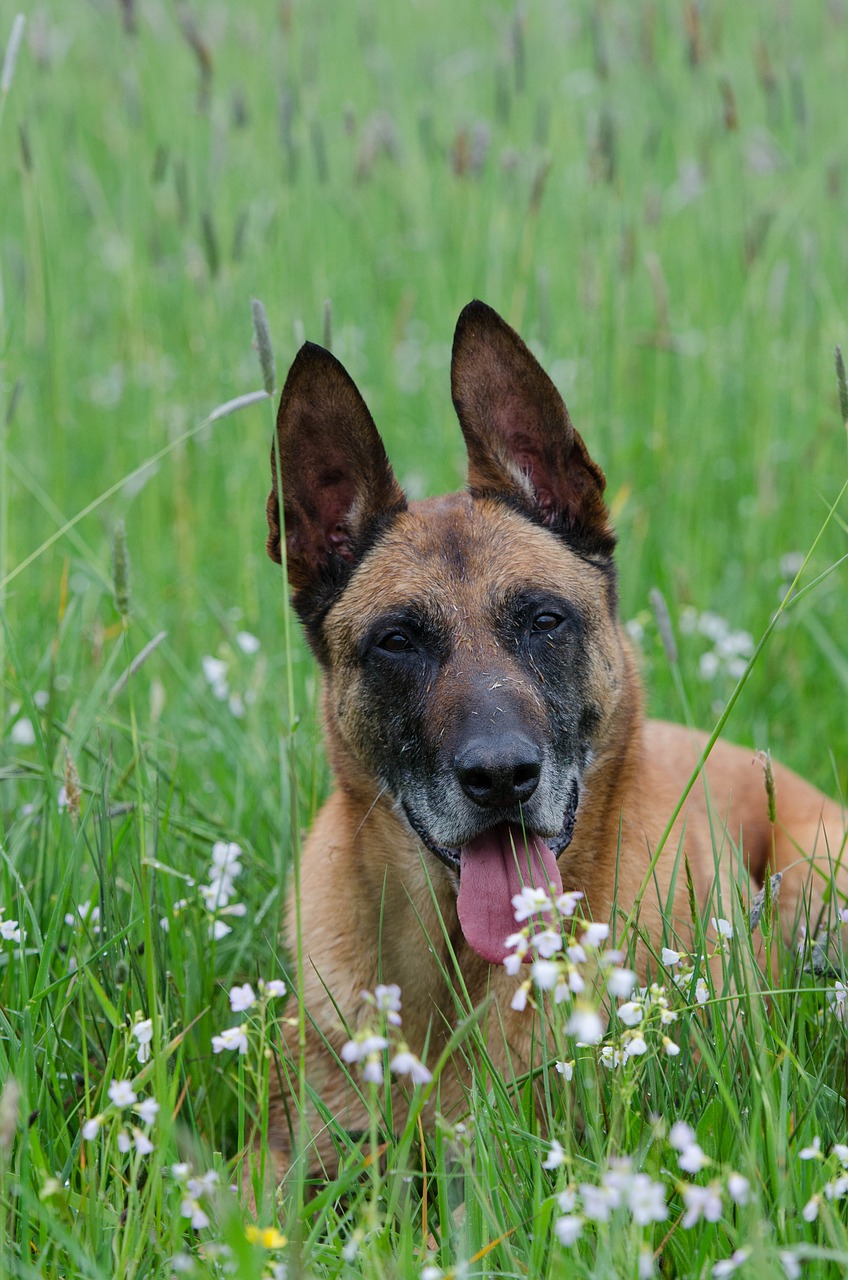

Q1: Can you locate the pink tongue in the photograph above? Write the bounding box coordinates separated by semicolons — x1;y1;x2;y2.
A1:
457;824;563;965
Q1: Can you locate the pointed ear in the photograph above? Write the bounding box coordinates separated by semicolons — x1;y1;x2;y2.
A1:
266;342;406;626
450;301;615;559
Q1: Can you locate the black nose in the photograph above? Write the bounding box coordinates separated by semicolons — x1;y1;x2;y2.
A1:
454;734;542;808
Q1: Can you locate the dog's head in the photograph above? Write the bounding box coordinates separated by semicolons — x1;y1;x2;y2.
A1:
266;301;630;963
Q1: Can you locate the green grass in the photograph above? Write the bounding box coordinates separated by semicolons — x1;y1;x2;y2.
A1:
0;2;847;1276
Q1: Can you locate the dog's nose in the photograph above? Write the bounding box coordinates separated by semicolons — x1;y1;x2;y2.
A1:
454;735;542;808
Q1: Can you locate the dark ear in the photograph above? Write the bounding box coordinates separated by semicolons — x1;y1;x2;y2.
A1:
266;342;406;627
450;300;615;559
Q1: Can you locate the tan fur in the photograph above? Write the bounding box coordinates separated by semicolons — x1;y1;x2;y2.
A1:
259;303;847;1189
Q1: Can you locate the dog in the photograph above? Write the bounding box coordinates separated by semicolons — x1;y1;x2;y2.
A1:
261;299;846;1181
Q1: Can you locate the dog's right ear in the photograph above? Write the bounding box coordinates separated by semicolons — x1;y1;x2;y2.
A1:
266;343;406;621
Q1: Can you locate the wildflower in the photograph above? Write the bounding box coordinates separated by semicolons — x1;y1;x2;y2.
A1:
373;983;402;1024
0;919;22;944
362;1058;384;1085
118;1130;132;1153
390;1049;432;1085
617;1000;644;1027
136;1097;159;1125
557;1187;578;1212
532;959;561;990
727;1172;750;1205
678;1142;710;1174
181;1196;211;1230
779;1254;801;1280
532;928;563;958
639;1245;656;1278
834;1143;848;1168
581;922;610;948
202;656;228;699
421;1267;443;1280
132;1017;153;1064
554;1214;583;1245
555;1059;574;1081
623;1034;648;1059
341;1035;388;1063
824;1174;848;1201
713;1249;751;1278
132;1127;154;1156
681;1182;723;1228
10;718;35;746
555;890;583;916
712;917;734;940
694;977;710;1005
512;886;553;922
229;983;257;1013
543;1139;566;1170
607;967;636;998
581;1182;620;1222
670;1121;697;1151
212;1025;249;1055
82;1117;102;1140
108;1080;137;1108
260;978;287;999
802;1195;820;1222
662;1035;681;1057
511;983;530;1012
246;1225;287;1248
829;982;848;1020
798;1136;822;1160
236;631;261;654
566;1005;604;1045
628;1174;668;1225
662;947;682;966
600;1045;624;1069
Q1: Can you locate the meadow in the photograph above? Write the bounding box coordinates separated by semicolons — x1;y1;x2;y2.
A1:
0;1;847;1276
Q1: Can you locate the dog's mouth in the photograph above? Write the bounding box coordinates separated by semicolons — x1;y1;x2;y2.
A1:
403;778;579;967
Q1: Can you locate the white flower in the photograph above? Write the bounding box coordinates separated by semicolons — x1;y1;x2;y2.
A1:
171;1162;191;1181
108;1080;137;1108
580;1182;619;1222
421;1267;442;1280
606;967;636;999
555;1059;574;1081
211;840;242;873
362;1058;384;1085
600;1045;623;1069
374;983;403;1025
835;1143;848;1168
779;1253;802;1280
727;1172;750;1205
580;922;610;948
135;1098;160;1125
694;977;710;1005
554;1214;583;1245
802;1194;820;1222
628;1174;668;1225
132;1127;154;1155
260;978;287;999
201;656;228;699
211;1024;249;1055
555;890;583;917
711;917;733;939
618;1001;644;1027
512;886;553;922
10;718;35;746
390;1050;432;1085
532;959;561;991
341;1035;388;1062
670;1121;697;1150
236;631;261;654
566;1005;603;1045
511;984;530;1012
532;929;563;959
713;1249;751;1278
542;1139;566;1170
503;951;524;977
681;1182;723;1228
229;983;257;1012
181;1198;211;1229
82;1117;102;1140
661;947;682;966
678;1142;710;1174
566;943;587;964
799;1136;822;1160
117;1130;132;1153
662;1036;681;1057
824;1174;848;1201
187;1170;218;1195
132;1017;153;1063
210;920;232;941
624;1034;648;1059
0;919;22;944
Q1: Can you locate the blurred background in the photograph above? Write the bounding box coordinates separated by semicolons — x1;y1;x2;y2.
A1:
1;0;846;859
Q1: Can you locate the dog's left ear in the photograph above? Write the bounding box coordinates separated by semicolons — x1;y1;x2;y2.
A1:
451;300;615;558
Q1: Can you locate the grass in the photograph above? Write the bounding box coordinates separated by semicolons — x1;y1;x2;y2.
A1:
0;1;847;1276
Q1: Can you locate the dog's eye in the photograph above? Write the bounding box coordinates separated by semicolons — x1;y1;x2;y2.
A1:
377;631;414;654
531;612;563;634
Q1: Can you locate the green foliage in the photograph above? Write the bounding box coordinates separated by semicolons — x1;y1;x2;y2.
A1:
0;1;847;1276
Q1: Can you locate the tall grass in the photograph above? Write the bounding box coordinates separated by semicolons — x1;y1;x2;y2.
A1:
0;2;846;1276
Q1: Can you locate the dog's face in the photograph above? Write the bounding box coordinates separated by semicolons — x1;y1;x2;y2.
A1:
266;302;629;962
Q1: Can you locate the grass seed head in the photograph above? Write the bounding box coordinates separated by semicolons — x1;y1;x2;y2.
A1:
111;519;131;621
835;345;848;431
251;297;276;396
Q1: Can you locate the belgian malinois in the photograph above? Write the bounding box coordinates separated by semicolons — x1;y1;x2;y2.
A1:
263;300;846;1179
